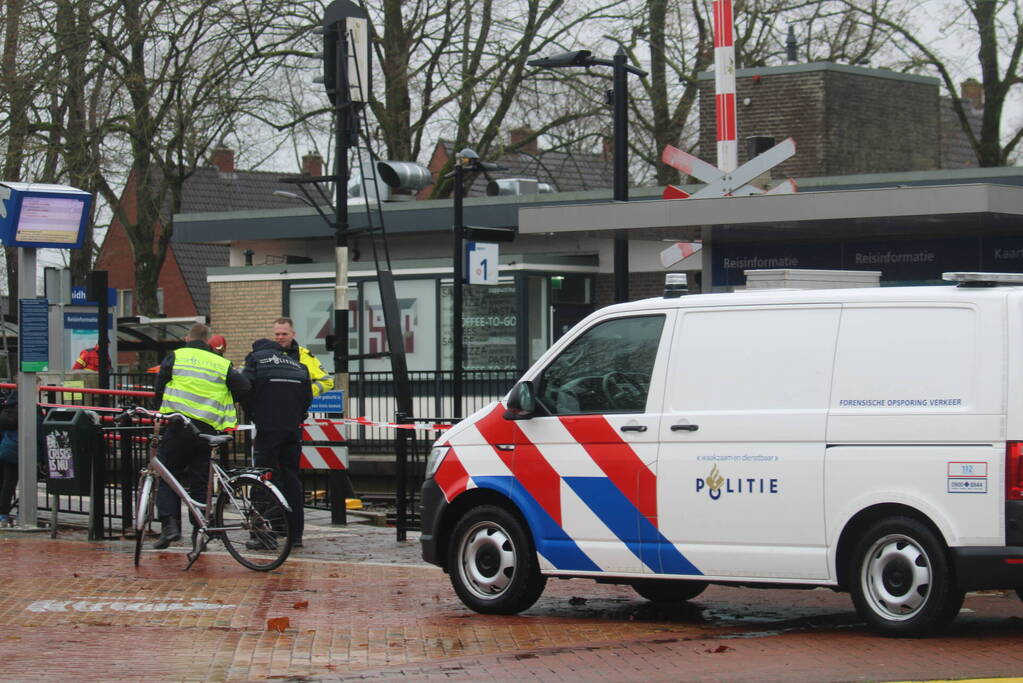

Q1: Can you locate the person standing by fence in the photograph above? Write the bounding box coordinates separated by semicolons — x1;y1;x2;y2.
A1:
243;338;312;548
152;323;249;549
0;388;19;526
272;318;333;398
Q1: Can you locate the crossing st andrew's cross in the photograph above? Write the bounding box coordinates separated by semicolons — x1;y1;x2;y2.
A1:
661;138;798;199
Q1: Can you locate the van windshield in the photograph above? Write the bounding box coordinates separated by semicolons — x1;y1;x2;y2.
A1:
536;315;664;415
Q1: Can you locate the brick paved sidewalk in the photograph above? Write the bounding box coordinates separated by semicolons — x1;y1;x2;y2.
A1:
5;513;1023;682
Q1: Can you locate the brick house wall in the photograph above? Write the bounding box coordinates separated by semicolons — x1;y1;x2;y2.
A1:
95;172;195;317
822;71;938;174
593;271;686;307
209;279;283;366
697;63;951;179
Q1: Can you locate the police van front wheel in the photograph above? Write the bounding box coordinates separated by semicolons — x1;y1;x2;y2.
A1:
849;517;964;636
449;505;547;615
631;579;708;603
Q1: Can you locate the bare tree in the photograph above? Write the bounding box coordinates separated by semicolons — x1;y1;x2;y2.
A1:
84;0;315;315
589;0;902;186
364;0;630;197
843;0;1021;166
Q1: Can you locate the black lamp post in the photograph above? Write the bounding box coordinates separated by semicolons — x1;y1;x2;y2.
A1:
449;148;506;419
527;48;646;303
451;149;474;420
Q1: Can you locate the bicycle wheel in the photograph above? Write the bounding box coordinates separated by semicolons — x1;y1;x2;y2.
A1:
134;473;155;567
215;476;291;571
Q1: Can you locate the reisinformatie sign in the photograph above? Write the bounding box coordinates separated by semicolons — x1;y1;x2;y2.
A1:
0;182;92;249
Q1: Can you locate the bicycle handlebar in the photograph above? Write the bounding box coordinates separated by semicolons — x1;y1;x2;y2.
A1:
117;406;198;434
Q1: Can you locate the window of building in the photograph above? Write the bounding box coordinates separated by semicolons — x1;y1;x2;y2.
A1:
118;289;133;317
361;278;438;372
527;275;548;365
440;279;518;370
288;285;348;372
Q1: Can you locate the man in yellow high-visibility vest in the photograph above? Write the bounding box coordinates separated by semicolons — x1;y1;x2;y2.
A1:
152;323;250;548
272;317;334;397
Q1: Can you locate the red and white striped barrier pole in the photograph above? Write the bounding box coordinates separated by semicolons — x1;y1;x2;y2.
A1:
713;0;737;173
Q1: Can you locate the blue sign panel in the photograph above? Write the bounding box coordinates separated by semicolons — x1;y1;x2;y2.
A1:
714;243;842;287
981;236;1023;272
70;286;117;307
843;238;975;282
19;298;49;372
309;390;344;413
713;237;1003;287
64;312;113;330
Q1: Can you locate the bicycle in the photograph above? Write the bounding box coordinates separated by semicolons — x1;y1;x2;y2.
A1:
117;406;292;571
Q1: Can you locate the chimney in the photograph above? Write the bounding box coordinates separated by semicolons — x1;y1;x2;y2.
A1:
786;26;798;63
210;147;235;173
510;127;539;155
961;78;983;110
302;152;324;176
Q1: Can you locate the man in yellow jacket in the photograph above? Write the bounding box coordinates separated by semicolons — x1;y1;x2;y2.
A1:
272;317;334;397
153;323;250;548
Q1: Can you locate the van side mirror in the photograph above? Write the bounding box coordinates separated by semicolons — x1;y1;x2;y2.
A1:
504;381;536;420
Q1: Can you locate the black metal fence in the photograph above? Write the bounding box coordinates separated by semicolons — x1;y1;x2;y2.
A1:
28;369;519;537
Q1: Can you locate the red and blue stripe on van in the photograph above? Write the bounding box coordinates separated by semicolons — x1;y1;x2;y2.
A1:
434;403;701;576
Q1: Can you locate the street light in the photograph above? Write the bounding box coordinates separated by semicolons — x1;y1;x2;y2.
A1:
449;148;505;419
528;48;647;303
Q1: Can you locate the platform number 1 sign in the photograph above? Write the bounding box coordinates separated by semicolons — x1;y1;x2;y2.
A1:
467;242;499;285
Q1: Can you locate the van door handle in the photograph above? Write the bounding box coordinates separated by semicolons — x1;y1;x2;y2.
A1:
620;425;647;433
671;423;699;432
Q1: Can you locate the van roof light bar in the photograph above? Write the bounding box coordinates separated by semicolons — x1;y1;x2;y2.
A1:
943;272;1023;287
663;272;688;298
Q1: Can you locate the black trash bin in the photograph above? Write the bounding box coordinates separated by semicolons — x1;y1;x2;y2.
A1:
43;408;103;496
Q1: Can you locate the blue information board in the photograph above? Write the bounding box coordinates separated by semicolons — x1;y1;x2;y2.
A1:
19;298;49;372
310;390;344;413
0;182;92;249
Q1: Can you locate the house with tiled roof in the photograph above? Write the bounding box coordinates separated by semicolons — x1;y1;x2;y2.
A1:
96;148;321;321
419;130;615;198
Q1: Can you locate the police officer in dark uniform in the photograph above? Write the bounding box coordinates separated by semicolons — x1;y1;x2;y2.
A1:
243;338;312;547
153;323;250;548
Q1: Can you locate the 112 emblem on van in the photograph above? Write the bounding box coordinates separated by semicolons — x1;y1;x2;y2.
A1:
696;464;780;500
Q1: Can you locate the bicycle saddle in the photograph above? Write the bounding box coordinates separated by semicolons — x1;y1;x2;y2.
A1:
227;467;274;478
200;434;234;446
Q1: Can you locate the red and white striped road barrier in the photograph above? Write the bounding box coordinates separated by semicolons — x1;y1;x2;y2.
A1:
300;419;348;471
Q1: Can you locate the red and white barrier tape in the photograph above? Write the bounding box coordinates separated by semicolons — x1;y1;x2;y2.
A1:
304;416;453;431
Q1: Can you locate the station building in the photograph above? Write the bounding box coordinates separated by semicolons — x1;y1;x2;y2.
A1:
166;62;1023;376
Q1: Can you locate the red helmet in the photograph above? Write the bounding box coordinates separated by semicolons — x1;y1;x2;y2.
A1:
209;334;227;354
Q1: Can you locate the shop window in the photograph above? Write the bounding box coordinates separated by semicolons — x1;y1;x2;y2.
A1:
362;279;438;372
289;285;355;372
552;274;591;304
440;280;517;370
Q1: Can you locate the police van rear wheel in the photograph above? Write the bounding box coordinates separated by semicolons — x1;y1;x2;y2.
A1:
849;517;964;636
449;505;546;615
631;579;708;603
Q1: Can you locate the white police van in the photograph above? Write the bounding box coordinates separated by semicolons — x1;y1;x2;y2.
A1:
419;272;1023;635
